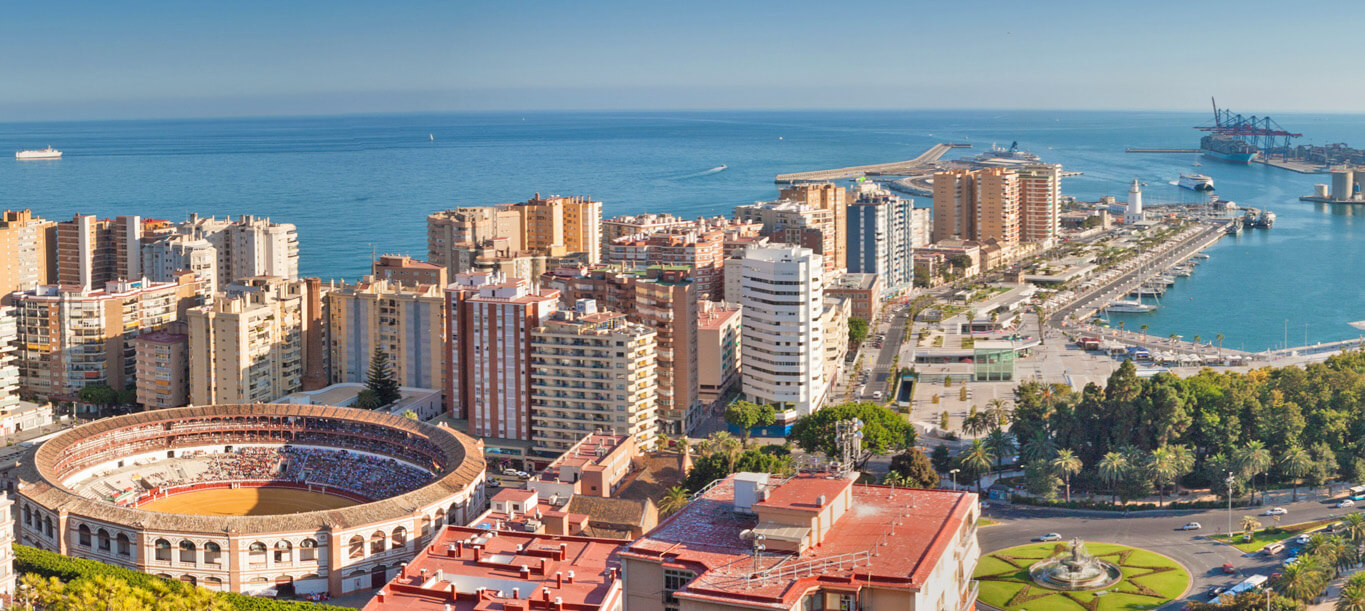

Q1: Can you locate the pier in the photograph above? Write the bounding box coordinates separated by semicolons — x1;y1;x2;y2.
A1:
775;143;967;183
1125;148;1203;154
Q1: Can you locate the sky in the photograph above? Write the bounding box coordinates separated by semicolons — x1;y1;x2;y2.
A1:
4;0;1365;120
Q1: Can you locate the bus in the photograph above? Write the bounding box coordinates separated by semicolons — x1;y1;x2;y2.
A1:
1211;575;1268;605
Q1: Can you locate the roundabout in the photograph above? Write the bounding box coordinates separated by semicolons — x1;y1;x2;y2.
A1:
974;542;1190;611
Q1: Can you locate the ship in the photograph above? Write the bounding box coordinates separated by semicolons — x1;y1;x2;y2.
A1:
1178;173;1215;191
1254;211;1276;229
1200;134;1258;164
16;147;61;160
975;141;1040;164
1105;300;1156;313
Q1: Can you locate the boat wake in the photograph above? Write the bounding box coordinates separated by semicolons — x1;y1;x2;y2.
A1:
676;165;727;180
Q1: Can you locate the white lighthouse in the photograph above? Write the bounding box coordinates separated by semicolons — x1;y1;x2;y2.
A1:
1125;179;1144;224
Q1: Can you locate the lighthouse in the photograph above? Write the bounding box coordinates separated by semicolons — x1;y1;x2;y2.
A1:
1125;179;1144;224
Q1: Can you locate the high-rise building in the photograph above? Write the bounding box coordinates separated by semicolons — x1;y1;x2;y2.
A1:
445;274;559;440
15;274;202;399
175;214;299;287
846;183;917;290
133;325;189;409
780;183;848;270
697;301;742;409
529;300;658;456
932;169;974;244
0;210;56;304
823;296;851;391
141;234;218;299
976;167;1021;247
56;214;143;290
427;194;602;277
1018;163;1062;245
735;200;839;276
325;276;446;391
187;277;310;405
371;254;447;287
0;308;19;412
738;245;826;419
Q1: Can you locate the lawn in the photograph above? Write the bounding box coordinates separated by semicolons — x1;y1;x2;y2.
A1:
974;542;1189;610
979;518;1000;527
1208;518;1339;553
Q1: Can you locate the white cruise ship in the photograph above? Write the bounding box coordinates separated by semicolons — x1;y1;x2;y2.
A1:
16;147;61;160
1178;173;1214;191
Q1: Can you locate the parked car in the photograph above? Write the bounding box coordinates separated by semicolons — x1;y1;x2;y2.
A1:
516;470;531;479
1180;522;1201;531
1263;507;1287;516
1295;534;1311;545
1207;585;1227;599
501;467;519;476
1036;533;1063;542
1338;499;1356;508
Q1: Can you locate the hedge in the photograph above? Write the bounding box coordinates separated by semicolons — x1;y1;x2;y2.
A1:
1011;496;1261;512
14;544;351;611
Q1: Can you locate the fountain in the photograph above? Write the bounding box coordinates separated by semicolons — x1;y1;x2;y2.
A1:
1028;538;1122;591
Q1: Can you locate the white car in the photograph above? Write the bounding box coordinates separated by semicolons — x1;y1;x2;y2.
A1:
1037;533;1063;542
1296;534;1312;545
1263;507;1288;516
501;467;519;476
1180;522;1201;531
1339;499;1356;508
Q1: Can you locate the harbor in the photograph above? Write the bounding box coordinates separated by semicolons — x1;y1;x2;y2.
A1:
773;142;967;183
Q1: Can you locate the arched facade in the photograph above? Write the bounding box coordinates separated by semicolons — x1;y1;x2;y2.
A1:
16;404;487;597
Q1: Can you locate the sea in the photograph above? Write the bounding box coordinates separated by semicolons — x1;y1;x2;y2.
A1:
3;109;1365;352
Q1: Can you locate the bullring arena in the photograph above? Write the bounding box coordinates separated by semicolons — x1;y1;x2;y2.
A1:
14;404;487;598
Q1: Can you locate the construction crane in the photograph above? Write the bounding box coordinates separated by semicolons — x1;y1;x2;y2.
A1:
1195;97;1302;154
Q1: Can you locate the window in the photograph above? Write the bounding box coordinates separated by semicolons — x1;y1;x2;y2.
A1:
370;531;386;554
154;539;172;562
663;568;695;611
179;541;197;564
274;541;292;563
348;536;364;559
391;527;407;548
204;542;222;564
299;539;317;562
116;534;131;557
97;529;111;552
77;525;91;547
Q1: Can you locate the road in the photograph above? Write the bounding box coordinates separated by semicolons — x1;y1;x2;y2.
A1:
980;490;1355;608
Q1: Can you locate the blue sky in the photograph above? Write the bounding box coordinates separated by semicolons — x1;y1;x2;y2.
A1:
3;0;1363;119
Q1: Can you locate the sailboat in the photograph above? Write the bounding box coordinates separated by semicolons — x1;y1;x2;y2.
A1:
429;133;435;141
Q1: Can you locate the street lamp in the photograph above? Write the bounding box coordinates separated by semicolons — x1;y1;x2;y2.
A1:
1225;471;1236;539
949;468;960;491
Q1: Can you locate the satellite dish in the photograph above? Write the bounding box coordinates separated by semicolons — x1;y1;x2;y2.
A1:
739;529;754;541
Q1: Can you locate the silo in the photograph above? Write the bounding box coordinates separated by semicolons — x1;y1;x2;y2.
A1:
1333;169;1354;200
1315;184;1330;199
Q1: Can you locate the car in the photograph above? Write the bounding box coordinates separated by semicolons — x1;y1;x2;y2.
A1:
516;470;531;479
1295;534;1311;545
486;479;501;488
501;467;519;476
1036;533;1063;542
1180;522;1201;531
872;391;884;400
1339;499;1356;508
1263;507;1288;516
1207;586;1227;599
1222;563;1236;574
1284;557;1299;567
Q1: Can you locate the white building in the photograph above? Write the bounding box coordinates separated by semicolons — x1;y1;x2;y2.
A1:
142;234;219;299
176;214;299;287
738;245;826;419
1125;178;1144;224
0;309;18;412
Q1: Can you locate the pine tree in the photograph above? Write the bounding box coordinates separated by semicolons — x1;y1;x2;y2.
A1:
364;348;402;409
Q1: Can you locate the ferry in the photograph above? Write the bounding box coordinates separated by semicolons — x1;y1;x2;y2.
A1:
1178;173;1215;191
16;147;61;160
1106;300;1156;313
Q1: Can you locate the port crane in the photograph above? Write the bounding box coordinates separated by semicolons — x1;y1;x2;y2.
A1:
1195;97;1301;154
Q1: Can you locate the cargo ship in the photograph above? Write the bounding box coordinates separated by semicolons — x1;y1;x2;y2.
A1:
15;147;61;160
1200;135;1257;164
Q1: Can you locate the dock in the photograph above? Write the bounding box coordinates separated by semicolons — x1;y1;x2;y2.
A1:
1125;148;1203;154
1257;157;1327;174
775;143;967;183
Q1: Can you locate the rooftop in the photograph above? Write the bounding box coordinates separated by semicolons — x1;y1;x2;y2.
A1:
827;272;880;292
365;526;623;611
621;473;976;608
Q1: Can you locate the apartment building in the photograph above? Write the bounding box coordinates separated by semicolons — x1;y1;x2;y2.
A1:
734;201;838;275
15;274;202;400
187;277;311;405
931;169;977;243
529;301;658;457
822;296;851;391
445;274;560;440
427;194;602;277
826;272;882;321
133;326;189;409
622;472;981;611
0;309;18;412
846;182;917;291
738;246;826;419
932;168;1023;247
601;213;693;257
141;234;219;299
174;214;299;286
55;214;143;290
1019;163;1063;245
0;210;56;303
325;276;446;391
780;182;848;270
370;254;447;287
696;301;742;409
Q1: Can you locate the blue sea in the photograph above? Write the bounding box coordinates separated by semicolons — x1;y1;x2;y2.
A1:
3;110;1364;351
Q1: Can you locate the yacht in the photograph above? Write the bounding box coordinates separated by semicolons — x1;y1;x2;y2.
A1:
1106;300;1157;313
16;147;61;160
1178;173;1215;191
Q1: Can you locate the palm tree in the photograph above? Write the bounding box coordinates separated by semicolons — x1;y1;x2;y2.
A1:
1051;449;1083;504
1169;332;1178;342
1235;440;1271;503
1338;571;1365;611
1216;333;1225;352
986;398;1011;429
1098;452;1128;506
959;440;996;495
986;429;1013;474
1193;334;1202;347
1021;430;1058;464
700;432;743;472
962;411;990;440
1139;323;1149;337
1240;515;1261;542
1281;444;1313;502
659;486;689;515
1147;446;1182;508
1117;321;1125;332
882;472;912;487
1344;513;1365;550
1279;556;1328;602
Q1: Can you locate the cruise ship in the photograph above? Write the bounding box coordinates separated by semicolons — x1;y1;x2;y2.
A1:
1200;135;1257;164
16;147;61;160
1178;173;1215;191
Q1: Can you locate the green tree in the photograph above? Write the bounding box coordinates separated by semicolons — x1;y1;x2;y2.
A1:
1277;555;1328;602
939;410;950;431
724;401;776;446
658;486;690;516
1235;440;1272;503
1240;515;1261;540
930;444;953;475
985;398;1011;429
847;317;870;345
787;402;916;470
1024;459;1061;499
985;429;1013;474
888;449;939;489
1280;444;1313;502
961;411;990;440
1051;449;1083;504
1020;430;1058;464
958;439;995;495
364;348;402;408
77;384;119;406
1338;571;1365;611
